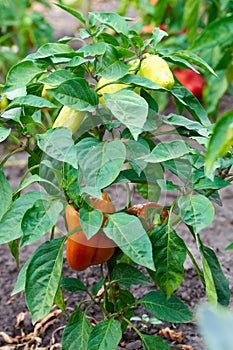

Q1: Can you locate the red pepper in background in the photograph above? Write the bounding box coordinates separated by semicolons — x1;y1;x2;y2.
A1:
174;68;206;98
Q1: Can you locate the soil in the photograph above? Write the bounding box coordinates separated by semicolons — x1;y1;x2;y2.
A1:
1;2;233;350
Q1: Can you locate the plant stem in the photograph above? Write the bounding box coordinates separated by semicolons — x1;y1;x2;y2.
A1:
122;317;144;338
0;146;26;167
186;247;205;285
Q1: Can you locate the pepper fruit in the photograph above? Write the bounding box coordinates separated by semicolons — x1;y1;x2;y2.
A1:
66;192;116;271
0;93;8;110
53;106;85;134
174;68;206;98
138;54;174;89
127;202;168;230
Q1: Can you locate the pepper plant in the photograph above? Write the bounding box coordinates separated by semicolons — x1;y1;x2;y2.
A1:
0;5;233;349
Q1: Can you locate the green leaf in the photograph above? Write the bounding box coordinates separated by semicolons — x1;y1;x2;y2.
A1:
149;224;186;298
178;194;215;234
4;60;47;91
98;44;129;79
204;70;228;117
62;314;92;350
171;87;210;126
76;138;126;197
78;42;107;57
144;140;190;163
163;114;210;137
47;78;98;112
197;236;230;306
119;74;167;91
79;208;103;239
111;263;150;287
0;169;12;221
89;12;129;36
55;3;86;24
25;237;65;324
21;199;63;247
191;15;233;51
0;127;11;142
0;191;48;244
54;287;66;313
194;176;230;191
184;0;201;44
205;111;233;179
8;239;19;269
103;213;155;271
138;291;192;323
37;128;78;168
141;334;171;350
125;139;150;175
31;43;75;59
5;95;56;110
60;277;88;293
87;318;122;350
104;89;148;140
40;69;77;85
14;174;59;194
11;257;32;296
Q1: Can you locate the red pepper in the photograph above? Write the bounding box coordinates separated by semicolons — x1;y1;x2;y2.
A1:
66;193;116;271
174;68;206;98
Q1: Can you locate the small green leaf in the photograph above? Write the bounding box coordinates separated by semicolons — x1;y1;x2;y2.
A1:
111;263;150;287
125;139;150;175
98;44;129;79
40;69;76;85
205;111;233;179
184;0;201;44
139;291;192;323
141;334;171;350
5;95;56;110
60;277;88;293
178;194;215;234
104;213;155;271
0;169;12;221
62;314;92;350
144;140;190;163
87;318;122;350
0;127;11;142
25;237;66;324
89;12;129;36
32;43;75;59
79;208;103;239
55;3;86;24
11;258;32;295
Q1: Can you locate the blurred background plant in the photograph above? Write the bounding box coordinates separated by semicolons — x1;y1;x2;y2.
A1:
0;0;54;83
117;0;233;120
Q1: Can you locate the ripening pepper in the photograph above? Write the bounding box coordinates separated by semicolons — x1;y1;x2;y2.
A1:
66;192;116;271
53;106;85;134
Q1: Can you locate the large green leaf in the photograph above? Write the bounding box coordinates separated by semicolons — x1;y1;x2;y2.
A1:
47;78;98;112
21;199;63;247
111;263;150;287
76;138;126;197
31;43;75;59
192;15;233;51
87;318;122;350
149;224;186;298
89;12;129;36
5;95;56;111
104;213;155;270
178;194;215;234
138;291;192;323
144;140;190;163
25;237;65;324
98;44;129;79
37;127;78;169
205;111;233;179
162;114;210;137
0;191;48;244
62;314;92;350
104;89;148;140
4;60;47;91
0;169;12;221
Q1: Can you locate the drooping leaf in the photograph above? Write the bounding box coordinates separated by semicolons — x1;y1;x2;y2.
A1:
25;237;66;324
144;140;190;163
0;169;12;221
149;224;187;298
5;95;56;111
